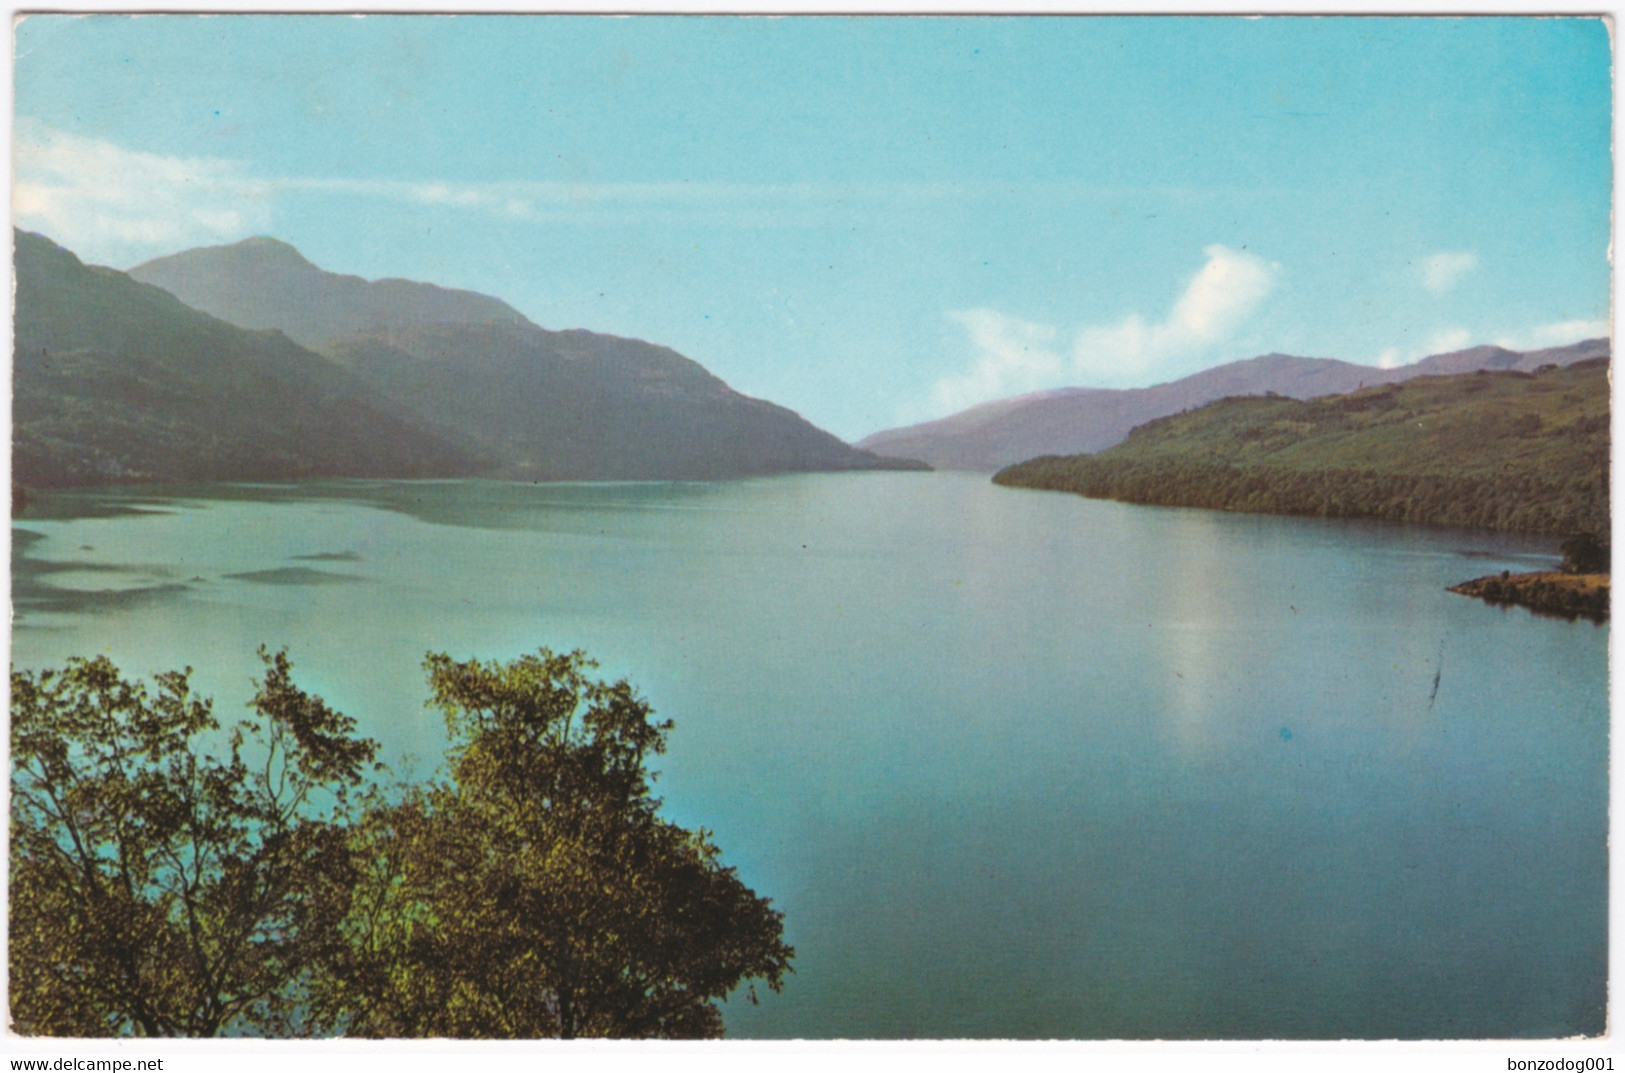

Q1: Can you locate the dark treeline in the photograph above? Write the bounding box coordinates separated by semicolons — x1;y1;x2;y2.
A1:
995;457;1608;535
9;649;792;1039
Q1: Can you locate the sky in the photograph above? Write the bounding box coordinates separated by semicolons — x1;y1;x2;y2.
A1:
11;15;1614;441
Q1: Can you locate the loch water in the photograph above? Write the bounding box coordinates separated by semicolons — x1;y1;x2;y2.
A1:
10;471;1608;1039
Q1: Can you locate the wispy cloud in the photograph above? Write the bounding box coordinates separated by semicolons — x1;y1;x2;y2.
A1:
930;310;1066;415
1376;328;1473;369
26;119;1217;267
1072;244;1278;384
1427;327;1474;355
13;121;798;264
1494;318;1612;350
928;245;1279;416
14;119;275;265
1376;317;1608;370
1422;250;1477;293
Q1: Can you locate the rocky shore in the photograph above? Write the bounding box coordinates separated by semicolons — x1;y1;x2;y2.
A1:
1449;570;1609;624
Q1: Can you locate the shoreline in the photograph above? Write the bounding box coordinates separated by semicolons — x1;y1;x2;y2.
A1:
1449;570;1609;624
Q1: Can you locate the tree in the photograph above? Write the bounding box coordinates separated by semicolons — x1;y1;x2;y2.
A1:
318;649;794;1039
9;650;377;1036
1560;531;1611;574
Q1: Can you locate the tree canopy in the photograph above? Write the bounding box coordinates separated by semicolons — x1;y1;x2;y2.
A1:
9;649;376;1036
317;649;793;1038
10;647;793;1039
1560;531;1611;574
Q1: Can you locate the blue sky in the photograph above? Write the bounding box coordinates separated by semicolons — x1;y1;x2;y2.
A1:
12;15;1613;440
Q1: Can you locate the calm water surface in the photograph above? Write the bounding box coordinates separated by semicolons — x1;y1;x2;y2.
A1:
10;472;1607;1038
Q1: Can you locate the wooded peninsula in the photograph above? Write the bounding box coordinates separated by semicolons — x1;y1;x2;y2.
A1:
994;359;1608;537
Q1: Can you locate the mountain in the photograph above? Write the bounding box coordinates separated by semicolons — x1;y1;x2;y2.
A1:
1404;338;1609;377
320;322;913;481
994;359;1610;537
129;237;921;481
13;230;482;488
859;340;1611;472
130;237;528;349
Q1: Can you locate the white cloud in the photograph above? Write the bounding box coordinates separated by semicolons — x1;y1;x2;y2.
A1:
1374;328;1474;370
10;125;604;265
927;245;1279;417
1377;318;1609;371
1072;244;1278;384
14;119;275;266
1426;328;1474;355
1513;318;1612;348
929;310;1066;415
13;119;949;266
14;119;274;263
1422;251;1477;293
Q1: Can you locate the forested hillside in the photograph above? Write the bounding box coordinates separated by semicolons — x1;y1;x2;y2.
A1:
994;360;1610;536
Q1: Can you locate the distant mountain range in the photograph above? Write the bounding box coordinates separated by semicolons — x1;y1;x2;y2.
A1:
16;231;921;488
859;339;1611;472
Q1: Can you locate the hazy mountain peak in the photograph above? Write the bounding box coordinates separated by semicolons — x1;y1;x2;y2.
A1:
222;235;314;261
1248;352;1319;364
212;235;316;269
130;238;530;350
134;235;321;280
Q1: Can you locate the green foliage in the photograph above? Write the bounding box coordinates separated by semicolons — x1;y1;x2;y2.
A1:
316;650;794;1039
9;650;378;1036
995;360;1610;536
1561;532;1611;574
12;648;794;1039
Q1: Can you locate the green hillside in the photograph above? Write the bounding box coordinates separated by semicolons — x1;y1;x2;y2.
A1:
994;359;1610;536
